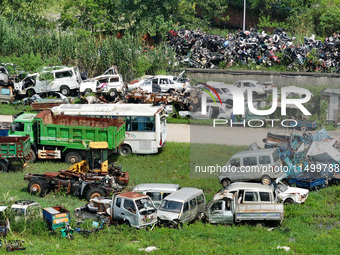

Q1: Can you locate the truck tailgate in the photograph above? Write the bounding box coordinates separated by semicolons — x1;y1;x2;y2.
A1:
236;203;284;222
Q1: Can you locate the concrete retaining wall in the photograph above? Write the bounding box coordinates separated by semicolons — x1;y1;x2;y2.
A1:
177;68;340;87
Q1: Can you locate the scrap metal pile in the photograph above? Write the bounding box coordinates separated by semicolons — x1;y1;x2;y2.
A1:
125;86;202;111
263;129;340;190
167;29;340;72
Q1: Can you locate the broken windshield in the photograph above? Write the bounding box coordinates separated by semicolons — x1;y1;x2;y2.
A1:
159;200;183;213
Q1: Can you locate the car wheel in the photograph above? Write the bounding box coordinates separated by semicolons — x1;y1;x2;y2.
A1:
261;175;272;185
65;151;82;164
85;187;105;201
225;99;233;109
221;178;231;188
24;149;36;163
26;89;35;97
109;89;116;99
284;198;294;204
300;125;307;132
60;86;70;96
84;89;92;95
0;161;8;173
118;145;132;156
28;179;48;197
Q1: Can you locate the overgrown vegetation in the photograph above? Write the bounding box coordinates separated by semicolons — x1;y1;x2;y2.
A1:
0;143;339;254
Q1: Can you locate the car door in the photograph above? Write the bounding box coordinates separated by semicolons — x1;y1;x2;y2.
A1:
180;201;190;223
208;200;224;223
189;198;198;222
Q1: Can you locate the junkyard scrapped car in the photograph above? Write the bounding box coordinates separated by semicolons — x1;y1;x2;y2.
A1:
233;80;273;97
107;192;158;229
217;182;308;205
127;71;190;92
0;86;14;104
0;66;9;86
157;188;205;227
132;183;181;208
14;66;84;97
80;74;125;98
179;103;232;119
206;192;284;225
218;148;283;187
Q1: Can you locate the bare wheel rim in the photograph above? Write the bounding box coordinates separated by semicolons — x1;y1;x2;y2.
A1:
262;178;271;185
31;184;41;193
91;192;101;199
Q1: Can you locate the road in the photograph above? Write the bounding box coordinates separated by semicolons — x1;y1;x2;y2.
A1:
167;124;340;146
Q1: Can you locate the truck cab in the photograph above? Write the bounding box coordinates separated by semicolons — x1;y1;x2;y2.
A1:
10;200;42;221
9;113;38;144
109;192;157;229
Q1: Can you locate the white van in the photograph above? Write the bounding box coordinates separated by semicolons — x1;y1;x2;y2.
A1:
219;148;282;188
157;188;205;227
132;183;181;207
14;66;84;96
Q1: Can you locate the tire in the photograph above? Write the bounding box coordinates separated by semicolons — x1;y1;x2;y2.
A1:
0;161;8;173
118;145;132;156
221;178;231;188
108;89;116;99
26;89;35;98
60;86;70;96
28;179;48;197
85;187;105;201
284;198;294;204
65;151;82;164
24;149;36;163
84;89;92;95
225;99;233;109
261;175;272;185
300;125;307;132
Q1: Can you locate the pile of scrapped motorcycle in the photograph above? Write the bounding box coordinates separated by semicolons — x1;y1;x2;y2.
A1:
167;28;340;72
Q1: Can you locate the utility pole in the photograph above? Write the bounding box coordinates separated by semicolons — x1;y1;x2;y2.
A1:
243;0;246;31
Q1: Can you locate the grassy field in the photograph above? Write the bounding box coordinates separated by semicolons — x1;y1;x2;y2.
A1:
0;142;339;254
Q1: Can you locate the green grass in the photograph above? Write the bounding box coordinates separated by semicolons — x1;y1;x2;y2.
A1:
0;143;339;254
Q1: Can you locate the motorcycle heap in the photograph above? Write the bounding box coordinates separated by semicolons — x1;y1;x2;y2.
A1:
167;28;340;72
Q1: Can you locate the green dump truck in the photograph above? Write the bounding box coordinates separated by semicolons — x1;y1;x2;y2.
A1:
0;135;30;172
8;110;125;164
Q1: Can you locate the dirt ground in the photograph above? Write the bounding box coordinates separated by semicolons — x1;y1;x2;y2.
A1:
167;123;340;146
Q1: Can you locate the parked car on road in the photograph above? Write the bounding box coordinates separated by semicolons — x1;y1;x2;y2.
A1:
284;119;317;132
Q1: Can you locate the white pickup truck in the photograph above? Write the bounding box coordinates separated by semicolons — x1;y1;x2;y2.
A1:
206;192;284;225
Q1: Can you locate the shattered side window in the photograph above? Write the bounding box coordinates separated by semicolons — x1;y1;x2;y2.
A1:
55;71;73;79
197;194;205;204
115;197;121;208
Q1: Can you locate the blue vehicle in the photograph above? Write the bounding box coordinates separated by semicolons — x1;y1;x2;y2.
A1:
285;120;317;132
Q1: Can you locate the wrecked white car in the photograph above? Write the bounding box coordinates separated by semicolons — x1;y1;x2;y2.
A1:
275;181;309;204
14;66;83;97
0;66;9;86
80;74;125;98
157;188;205;227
